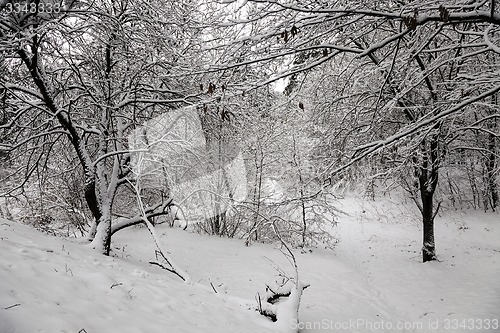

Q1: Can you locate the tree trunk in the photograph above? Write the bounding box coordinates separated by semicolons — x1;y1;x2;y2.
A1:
421;190;437;262
90;213;112;255
90;160;113;254
486;116;498;211
487;142;499;211
248;147;264;244
417;135;440;263
84;179;101;241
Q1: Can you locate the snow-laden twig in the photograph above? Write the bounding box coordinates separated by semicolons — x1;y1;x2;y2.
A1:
129;152;191;283
321;84;500;179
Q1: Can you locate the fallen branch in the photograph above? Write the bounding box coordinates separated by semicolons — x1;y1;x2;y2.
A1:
149;260;187;282
128;153;191;283
255;221;310;332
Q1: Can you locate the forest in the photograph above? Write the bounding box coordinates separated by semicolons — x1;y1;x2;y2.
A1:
0;1;499;332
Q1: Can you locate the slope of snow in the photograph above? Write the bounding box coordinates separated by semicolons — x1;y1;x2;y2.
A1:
0;220;275;333
0;195;499;333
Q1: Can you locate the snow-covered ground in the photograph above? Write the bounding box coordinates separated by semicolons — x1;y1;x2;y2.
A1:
0;195;499;333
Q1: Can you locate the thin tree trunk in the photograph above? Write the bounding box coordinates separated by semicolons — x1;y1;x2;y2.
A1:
487;136;498;211
418;135;440;263
300;190;307;247
292;135;308;247
247;144;264;244
486;109;498;211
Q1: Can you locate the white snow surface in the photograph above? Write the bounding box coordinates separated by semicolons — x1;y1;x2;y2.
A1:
0;195;499;333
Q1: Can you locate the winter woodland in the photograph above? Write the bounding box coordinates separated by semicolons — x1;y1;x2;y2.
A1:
0;1;499;332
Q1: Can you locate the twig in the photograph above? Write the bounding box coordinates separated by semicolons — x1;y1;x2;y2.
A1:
4;303;21;310
78;329;88;333
256;292;262;313
210;281;218;294
149;261;186;281
127;288;134;300
110;283;123;289
65;264;73;276
155;249;174;269
262;256;287;277
271;221;299;285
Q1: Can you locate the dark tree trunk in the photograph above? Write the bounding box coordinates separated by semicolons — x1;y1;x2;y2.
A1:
417;134;440;263
487;139;499;211
421;190;437;262
84;180;101;240
486;117;498;211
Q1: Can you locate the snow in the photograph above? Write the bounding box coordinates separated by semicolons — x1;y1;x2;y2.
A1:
1;194;499;333
331;196;500;331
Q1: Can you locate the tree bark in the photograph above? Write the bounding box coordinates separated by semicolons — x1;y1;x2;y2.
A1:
487;132;499;211
418;135;440;263
421;189;437;262
486;97;498;211
90;214;112;254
